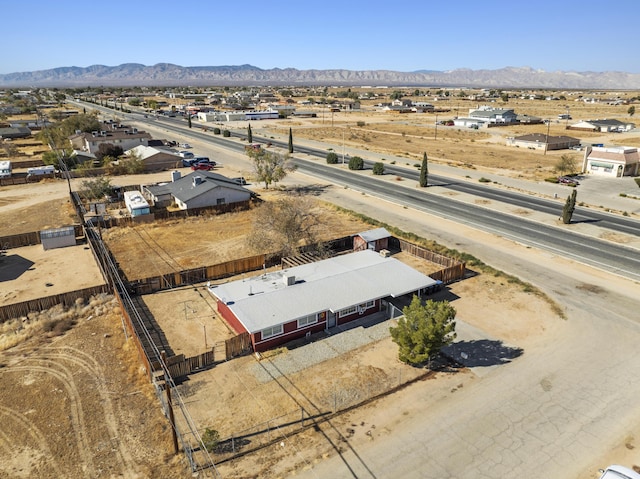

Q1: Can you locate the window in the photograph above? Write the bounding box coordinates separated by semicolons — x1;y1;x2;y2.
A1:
216;198;226;205
261;324;283;339
297;313;318;328
338;301;375;318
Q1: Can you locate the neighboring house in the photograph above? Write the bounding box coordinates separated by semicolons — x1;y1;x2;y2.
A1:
9;119;51;129
208;249;440;352
126;145;182;172
506;133;581;151
453;117;485;128
69;123;152;154
353;227;391;252
468;107;518;124
143;171;252;209
582;146;639;177
0;126;31;139
568;119;635;132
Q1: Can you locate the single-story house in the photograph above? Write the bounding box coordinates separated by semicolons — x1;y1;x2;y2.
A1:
468;108;518;124
143;170;252;209
208;249;440;352
453;118;485;128
0;126;32;139
582;146;639;177
506;133;581;151
568;119;635;133
126;145;182;172
353;227;390;252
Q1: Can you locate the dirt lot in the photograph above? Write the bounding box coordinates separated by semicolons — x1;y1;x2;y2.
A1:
0;296;189;478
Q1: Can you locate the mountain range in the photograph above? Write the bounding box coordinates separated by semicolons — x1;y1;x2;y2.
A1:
1;63;639;89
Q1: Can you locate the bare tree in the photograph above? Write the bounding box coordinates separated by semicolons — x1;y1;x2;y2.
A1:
554;154;578;176
247;148;296;189
247;195;324;257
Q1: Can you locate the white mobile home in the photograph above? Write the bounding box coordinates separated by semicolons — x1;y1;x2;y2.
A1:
124;190;151;217
0;160;11;178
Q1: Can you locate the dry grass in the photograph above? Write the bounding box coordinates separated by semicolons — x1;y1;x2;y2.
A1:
103;193;373;280
0;294;115;351
0;194;77;236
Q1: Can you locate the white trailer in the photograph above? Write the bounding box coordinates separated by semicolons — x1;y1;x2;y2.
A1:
0;161;11;178
27;165;55;176
124;190;151;217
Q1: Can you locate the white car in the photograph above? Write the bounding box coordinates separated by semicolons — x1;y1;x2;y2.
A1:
179;143;192;149
599;465;640;479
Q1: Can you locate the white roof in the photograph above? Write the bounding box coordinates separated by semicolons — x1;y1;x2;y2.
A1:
209;249;437;333
356;227;390;243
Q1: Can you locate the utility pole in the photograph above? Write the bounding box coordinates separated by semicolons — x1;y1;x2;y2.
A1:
434;114;438;140
544;118;551;155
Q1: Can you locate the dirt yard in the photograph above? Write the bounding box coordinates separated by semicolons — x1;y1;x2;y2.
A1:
0;295;189;478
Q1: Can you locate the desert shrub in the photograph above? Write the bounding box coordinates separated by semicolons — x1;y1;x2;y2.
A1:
544;177;560;183
635;178;640;188
223;130;231;137
213;127;221;135
348;156;364;170
326;152;338;164
372;162;384;175
202;428;220;453
413;163;421;168
479;177;491;183
357;121;366;127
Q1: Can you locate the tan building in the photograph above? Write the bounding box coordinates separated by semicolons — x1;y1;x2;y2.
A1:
582;146;640;177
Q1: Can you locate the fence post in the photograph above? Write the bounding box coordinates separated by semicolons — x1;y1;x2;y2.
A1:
161;351;179;454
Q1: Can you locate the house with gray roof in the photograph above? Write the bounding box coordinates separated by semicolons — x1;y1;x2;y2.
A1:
468;107;518;124
507;133;580;151
143;171;252;210
209;249;440;352
569;119;635;132
0;126;32;139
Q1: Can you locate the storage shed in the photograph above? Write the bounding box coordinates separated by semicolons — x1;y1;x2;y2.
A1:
353;227;391;252
41;226;76;250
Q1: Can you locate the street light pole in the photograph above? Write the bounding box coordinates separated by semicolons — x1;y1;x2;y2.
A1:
544;118;551;155
342;128;345;166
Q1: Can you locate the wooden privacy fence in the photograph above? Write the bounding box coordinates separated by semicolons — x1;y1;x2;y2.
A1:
0;225;84;250
114;289;153;378
129;254;280;295
393;237;466;284
0;284;109;323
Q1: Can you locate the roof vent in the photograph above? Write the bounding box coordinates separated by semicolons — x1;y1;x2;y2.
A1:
380;249;390;257
193;176;203;187
283;274;296;286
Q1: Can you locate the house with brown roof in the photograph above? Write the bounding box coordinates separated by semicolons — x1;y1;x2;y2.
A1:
506;133;581;151
582;146;639;177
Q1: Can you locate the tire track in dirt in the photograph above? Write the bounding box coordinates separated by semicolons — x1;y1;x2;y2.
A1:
31;346;139;474
8;364;96;476
0;404;66;478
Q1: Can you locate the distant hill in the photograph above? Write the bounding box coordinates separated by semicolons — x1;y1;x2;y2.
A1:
1;63;639;89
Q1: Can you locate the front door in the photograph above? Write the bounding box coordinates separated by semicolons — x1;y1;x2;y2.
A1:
327;311;336;328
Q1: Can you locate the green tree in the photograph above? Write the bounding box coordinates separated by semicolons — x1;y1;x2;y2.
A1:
561;189;577;224
288;127;293;154
247;148;296;189
390;296;457;367
554;154;577;176
127;97;141;106
223;130;231;137
372;162;384;175
419;152;429;187
201;428;220;453
628;106;636;117
80;176;112;200
326;152;338;164
390;90;403;100
247;123;253;144
348;156;364;170
95;143;124;162
500;93;509;102
187;114;192;129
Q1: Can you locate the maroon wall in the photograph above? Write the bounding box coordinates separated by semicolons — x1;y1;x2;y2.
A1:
217;301;247;335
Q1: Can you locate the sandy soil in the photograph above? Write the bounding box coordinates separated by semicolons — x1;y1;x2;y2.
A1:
0;297;189;479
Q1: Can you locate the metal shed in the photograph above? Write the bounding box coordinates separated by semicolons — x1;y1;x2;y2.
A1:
41;226;76;250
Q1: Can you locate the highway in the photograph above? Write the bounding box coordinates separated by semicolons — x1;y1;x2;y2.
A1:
100;109;640;281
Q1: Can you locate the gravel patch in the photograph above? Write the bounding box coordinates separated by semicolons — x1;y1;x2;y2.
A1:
251;313;393;383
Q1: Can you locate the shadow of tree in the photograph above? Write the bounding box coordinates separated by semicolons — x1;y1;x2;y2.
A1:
444;339;523;368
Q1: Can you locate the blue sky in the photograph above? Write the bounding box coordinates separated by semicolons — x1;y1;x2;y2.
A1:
3;0;639;74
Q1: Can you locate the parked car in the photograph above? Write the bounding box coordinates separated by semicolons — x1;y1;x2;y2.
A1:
181;158;197;167
598;465;640;479
558;176;580;185
193;157;215;166
191;163;214;171
179;143;192;149
178;151;194;159
232;177;247;185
